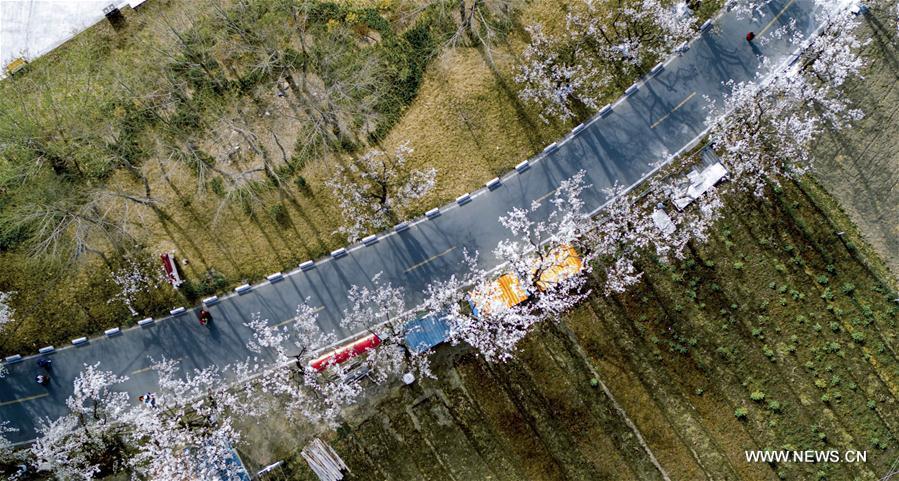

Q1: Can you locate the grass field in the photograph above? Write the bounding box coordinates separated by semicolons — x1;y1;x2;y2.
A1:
254;177;898;481
810;0;899;277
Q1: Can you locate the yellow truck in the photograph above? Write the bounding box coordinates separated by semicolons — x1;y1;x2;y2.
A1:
468;244;583;319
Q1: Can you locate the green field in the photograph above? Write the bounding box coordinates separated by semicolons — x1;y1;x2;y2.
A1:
259;177;898;481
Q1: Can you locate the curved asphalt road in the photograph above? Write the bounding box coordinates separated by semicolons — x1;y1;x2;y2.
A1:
0;0;828;444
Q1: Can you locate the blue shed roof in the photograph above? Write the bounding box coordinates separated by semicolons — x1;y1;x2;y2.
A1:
404;315;451;354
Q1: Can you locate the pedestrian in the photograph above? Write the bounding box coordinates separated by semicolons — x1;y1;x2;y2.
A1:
35;374;49;386
198;309;212;326
138;395;145;404
746;31;755;42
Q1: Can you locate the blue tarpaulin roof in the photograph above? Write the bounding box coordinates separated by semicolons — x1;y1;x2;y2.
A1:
404;315;451;354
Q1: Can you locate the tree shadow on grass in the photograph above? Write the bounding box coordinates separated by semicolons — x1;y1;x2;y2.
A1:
476;45;547;153
155;164;246;278
864;12;899;78
279;189;332;259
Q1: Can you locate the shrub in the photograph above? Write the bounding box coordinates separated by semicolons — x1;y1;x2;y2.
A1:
750;390;766;402
209;177;225;196
295;176;311;195
767;400;782;413
180;269;228;302
841;283;856;295
269;203;290;226
734;407;748;420
851;331;866;343
816;275;830;285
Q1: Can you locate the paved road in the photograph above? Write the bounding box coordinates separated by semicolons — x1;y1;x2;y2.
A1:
0;0;827;444
0;0;120;69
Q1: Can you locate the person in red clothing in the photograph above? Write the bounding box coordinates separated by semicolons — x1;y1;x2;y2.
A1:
746;31;756;42
198;309;213;326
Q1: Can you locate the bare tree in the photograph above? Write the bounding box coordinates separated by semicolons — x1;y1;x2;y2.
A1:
445;0;524;55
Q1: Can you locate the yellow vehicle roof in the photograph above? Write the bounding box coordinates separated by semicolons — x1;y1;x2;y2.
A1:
6;58;26;75
470;273;528;318
535;245;583;290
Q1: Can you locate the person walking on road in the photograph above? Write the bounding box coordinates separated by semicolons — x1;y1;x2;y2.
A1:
139;393;158;408
198;309;213;326
746;31;755;42
35;374;49;386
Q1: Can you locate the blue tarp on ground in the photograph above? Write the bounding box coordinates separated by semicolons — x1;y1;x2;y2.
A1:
194;443;250;481
404;315;451;354
223;446;252;481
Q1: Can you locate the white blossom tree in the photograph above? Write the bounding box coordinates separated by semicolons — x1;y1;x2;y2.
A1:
127;359;245;481
0;291;13;332
516;0;697;121
29;360;247;481
31;363;131;480
0;421;26;480
239;301;370;426
327;142;436;242
433;173;593;362
240;275;417;425
706;8;866;197
337;273;409;383
108;255;165;317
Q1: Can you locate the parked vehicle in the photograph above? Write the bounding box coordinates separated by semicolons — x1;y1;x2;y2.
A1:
467;244;583;319
308;333;381;372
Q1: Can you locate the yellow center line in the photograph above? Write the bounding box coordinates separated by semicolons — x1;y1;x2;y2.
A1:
0;393;48;407
131;357;183;375
274;306;325;327
758;0;796;37
404;247;457;273
650;91;696;129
